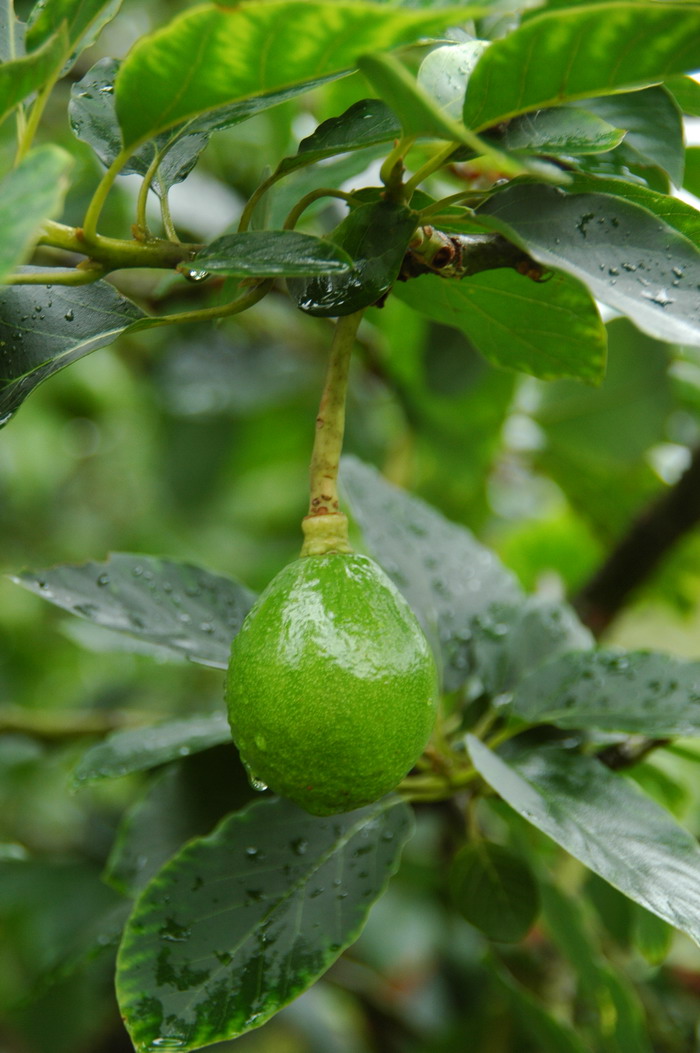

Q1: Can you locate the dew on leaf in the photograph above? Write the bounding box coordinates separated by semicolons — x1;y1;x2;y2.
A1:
96;573;110;586
291;838;309;856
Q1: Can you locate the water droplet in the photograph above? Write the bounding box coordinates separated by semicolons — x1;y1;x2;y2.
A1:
291;838;309;856
246;888;264;901
309;887;324;898
132;565;144;577
74;602;98;617
248;774;268;792
245;846;260;859
148;1038;185;1051
254;733;267;751
160;918;190;942
199;621;214;634
641;288;674;307
621;262;637;272
96;573;110;586
672;266;684;279
184;269;209;283
608;267;619;276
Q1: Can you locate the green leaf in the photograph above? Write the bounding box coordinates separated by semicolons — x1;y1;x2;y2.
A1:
393;268;606;382
470;597;593;696
665;74;700;117
0;145;71;284
684;145;700;199
449;841;539;941
277;98;401;179
70;58;209;196
194;232;352;277
11;553;255;668
463;3;700;131
467;737;700;946
0;278;144;425
476;183;700;347
0;0;25;62
632;904;674;965
563;172;700;244
0;22;67;126
116;795;413;1052
417;40;489;120
495;106;625;157
72;714;232;787
512;649;700;736
104;750;255;896
570;87;685;187
25;0;122;71
289;200;419;316
114;1;479;150
340;456;522;691
489;960;590;1053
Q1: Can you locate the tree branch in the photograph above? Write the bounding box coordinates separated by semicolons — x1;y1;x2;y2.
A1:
572;443;700;636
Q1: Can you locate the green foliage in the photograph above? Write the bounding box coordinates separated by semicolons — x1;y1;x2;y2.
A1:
4;0;700;1050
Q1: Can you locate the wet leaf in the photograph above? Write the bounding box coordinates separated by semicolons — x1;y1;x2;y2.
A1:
11;552;255;668
684;146;700;199
114;1;478;149
418;40;489;120
495;106;625;157
0;278;144;425
194;232;352;277
0;23;67;124
570;87;685;187
72;714;232;787
467;737;700;946
340;456;522;691
469;597;593;696
276;98;401;178
69;58;209;196
116;795;413;1052
512;650;700;736
0;145;71;284
290;200;419;316
0;1;25;63
476;183;700;347
463;4;700;130
449;841;539;941
393;268;606;382
26;0;122;71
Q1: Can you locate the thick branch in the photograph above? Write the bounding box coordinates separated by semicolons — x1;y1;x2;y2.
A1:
401;228;544;282
572;443;700;636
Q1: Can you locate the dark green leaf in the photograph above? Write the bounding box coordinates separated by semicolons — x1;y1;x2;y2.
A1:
570;87;685;187
489;960;590;1053
290;200;419;316
116;795;413;1052
73;714;232;787
463;4;700;130
470;597;593;696
394;267;606;382
449;841;539;941
495;106;625;157
0;278;144;425
665;74;700;117
26;0;121;71
70;58;209;196
512;649;700;736
0;145;71;283
340;456;522;691
0;22;67;125
467;737;700;946
477;184;700;346
279;98;401;178
194;232;352;277
104;749;254;895
114;1;479;149
12;553;255;668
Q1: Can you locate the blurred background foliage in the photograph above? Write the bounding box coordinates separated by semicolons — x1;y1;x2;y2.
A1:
4;1;700;1051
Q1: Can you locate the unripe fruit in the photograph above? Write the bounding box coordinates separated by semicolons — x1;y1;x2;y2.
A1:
225;551;438;816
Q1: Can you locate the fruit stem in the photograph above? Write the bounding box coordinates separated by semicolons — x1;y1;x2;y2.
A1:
301;310;364;556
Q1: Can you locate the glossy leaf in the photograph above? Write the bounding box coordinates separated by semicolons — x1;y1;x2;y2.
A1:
469;597;593;696
70;58;209;195
114;1;479;149
104;749;254;895
467;737;700;946
0;277;144;425
290;200;419;316
194;232;352;277
570;87;685;187
277;98;400;179
25;0;121;70
563;172;700;244
72;714;232;787
116;795;413;1052
449;841;539;941
12;553;255;668
495;106;625;157
0;22;66;125
463;4;700;131
476;184;700;347
418;40;489;120
393;268;606;382
340;456;523;691
0;145;71;284
512;649;700;736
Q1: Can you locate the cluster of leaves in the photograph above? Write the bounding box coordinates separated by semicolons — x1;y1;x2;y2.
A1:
5;457;700;1052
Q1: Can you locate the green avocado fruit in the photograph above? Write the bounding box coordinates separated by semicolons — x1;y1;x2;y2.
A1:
225;551;438;816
